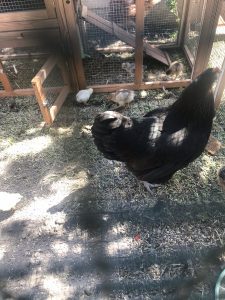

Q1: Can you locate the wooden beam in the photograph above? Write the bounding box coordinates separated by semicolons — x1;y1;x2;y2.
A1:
135;0;145;85
90;79;191;93
0;52;49;60
32;55;58;86
215;57;225;109
178;0;190;47
57;58;71;86
96;46;134;53
192;0;223;79
183;45;194;68
54;0;79;90
50;85;70;122
0;86;63;98
0;73;13;92
44;0;56;18
32;77;52;124
57;0;86;89
81;5;170;66
0;29;60;48
0;10;48;22
0;19;58;32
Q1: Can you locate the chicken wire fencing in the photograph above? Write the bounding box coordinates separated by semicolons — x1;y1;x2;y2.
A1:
1;57;46;90
0;0;46;13
42;65;65;108
209;1;225;101
184;0;206;64
78;0;185;86
144;0;184;45
78;0;135;86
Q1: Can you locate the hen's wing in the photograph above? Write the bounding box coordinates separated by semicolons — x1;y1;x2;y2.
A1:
127;111;210;183
92;110;164;162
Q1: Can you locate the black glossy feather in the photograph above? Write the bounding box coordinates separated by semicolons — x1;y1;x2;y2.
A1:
92;68;218;184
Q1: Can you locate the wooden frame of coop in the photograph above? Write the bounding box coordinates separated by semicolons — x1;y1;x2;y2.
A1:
54;0;225;98
0;55;70;124
0;0;225;124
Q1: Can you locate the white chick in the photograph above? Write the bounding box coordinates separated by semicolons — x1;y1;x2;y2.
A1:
109;89;135;107
165;61;184;78
76;88;93;104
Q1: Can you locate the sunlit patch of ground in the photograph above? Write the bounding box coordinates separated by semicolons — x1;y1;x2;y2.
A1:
0;88;225;299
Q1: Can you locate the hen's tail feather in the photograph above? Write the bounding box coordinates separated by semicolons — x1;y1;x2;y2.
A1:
92;111;131;162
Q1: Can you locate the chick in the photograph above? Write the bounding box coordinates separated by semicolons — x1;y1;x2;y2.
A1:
109;89;135;107
122;62;135;76
76;88;93;104
122;62;147;76
218;166;225;192
165;61;184;78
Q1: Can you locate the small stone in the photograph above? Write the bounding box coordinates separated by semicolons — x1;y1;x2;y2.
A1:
84;289;92;296
21;233;27;239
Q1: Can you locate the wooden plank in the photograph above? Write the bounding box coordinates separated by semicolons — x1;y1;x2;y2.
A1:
178;0;190;47
192;0;223;79
0;86;63;98
32;78;52;124
135;0;145;85
184;45;194;67
32;56;58;86
57;58;71;86
0;19;58;32
50;85;70;122
82;5;170;66
0;29;60;40
54;0;79;91
97;46;134;53
0;73;13;92
0;29;60;48
61;0;86;89
215;57;225;109
0;10;48;22
44;0;56;18
90;79;191;93
0;52;49;60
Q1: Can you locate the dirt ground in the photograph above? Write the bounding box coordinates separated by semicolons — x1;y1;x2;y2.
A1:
0;88;225;299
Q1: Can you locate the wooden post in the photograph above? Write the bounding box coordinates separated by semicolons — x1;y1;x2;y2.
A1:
135;0;145;86
178;0;190;47
32;77;52;124
215;57;225;109
192;0;223;79
54;0;86;90
0;59;13;92
57;58;70;86
44;0;56;18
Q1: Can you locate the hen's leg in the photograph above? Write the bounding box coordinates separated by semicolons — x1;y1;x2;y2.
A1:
142;181;161;194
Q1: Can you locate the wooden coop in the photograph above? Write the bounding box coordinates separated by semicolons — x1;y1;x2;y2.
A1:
0;0;225;124
0;0;71;124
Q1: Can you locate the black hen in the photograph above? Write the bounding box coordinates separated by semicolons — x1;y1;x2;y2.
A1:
92;68;220;185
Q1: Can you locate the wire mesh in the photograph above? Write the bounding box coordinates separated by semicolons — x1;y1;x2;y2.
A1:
0;0;45;13
184;0;205;61
42;65;64;107
144;0;184;45
2;57;46;89
209;2;225;101
79;0;135;85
